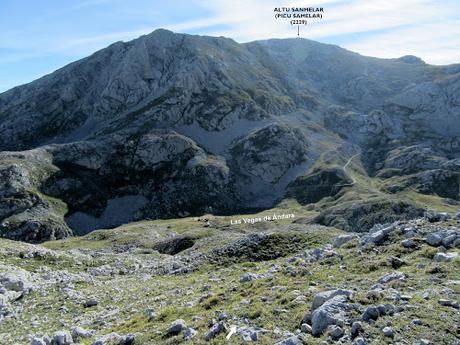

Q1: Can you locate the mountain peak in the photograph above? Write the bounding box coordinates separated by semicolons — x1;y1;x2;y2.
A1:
397;55;425;64
0;30;458;241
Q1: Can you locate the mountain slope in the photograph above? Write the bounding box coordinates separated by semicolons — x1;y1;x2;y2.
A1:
0;29;459;241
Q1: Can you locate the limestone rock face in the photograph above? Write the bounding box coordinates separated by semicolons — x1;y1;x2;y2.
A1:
0;150;72;242
0;29;459;240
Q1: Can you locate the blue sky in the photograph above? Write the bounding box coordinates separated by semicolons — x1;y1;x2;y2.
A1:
1;0;460;92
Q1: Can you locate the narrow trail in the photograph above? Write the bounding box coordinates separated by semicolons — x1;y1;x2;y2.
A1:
341;152;361;186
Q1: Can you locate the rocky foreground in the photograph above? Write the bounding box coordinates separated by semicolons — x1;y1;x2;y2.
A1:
0;211;459;345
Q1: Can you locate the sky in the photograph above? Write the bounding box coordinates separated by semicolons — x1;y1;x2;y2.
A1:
1;0;460;92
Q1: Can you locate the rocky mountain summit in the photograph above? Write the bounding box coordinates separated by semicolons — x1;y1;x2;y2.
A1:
0;29;459;241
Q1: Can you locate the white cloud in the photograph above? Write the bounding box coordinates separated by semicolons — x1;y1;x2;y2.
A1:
9;0;459;65
345;20;460;65
173;0;460;65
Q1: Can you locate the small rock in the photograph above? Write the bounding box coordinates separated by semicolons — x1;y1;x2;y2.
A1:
300;323;312;334
144;307;156;320
453;238;460;248
327;325;344;340
332;234;359;248
351;321;363;338
235;326;267;342
401;239;416;248
438;299;455;307
30;338;46;345
442;234;457;247
51;331;73;345
91;333;134;345
83;298;98;308
362;306;379;321
433;252;458;262
354;337;366;345
426;233;443;246
377;304;395;316
165;319;187;337
122;335;135;345
205;321;226;341
366;289;382;301
369;230;386;245
240;273;256;283
71;326;93;341
439;212;450;221
183;327;197;341
377;271;407;284
425;211;449;222
388;256;405;269
412;319;423;325
382;326;393;337
274;334;305;345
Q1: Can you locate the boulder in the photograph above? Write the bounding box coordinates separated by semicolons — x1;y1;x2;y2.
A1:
300;323;312;334
30;338;47;345
71;326;94;341
425;211;450;222
382;326;394;337
401;239;416;248
92;333;134;345
274;334;305;345
311;295;352;336
0;266;33;292
354;337;366;345
183;327;197;341
235;326;269;342
240;273;257;282
311;289;352;310
388;256;405;269
205;321;226;341
362;306;379;321
351;321;363;338
442;234;457;247
377;271;407;284
426;233;443;246
51;331;73;345
165;319;187;337
332;234;359;248
433;252;458;262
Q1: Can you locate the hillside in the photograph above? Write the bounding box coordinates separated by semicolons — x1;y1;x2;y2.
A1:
0;29;459;242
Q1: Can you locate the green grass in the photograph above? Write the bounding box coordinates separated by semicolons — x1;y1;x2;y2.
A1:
2;199;460;345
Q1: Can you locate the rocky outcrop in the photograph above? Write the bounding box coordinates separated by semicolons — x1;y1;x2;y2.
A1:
0;131;235;240
0;150;72;242
286;167;353;205
313;199;424;232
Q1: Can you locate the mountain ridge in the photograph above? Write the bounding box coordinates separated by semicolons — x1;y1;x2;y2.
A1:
0;28;459;242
